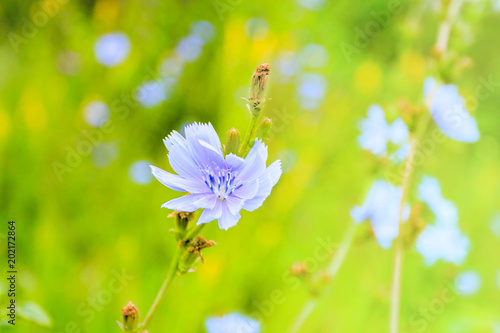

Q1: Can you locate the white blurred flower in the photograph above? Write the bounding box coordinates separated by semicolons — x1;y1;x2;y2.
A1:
83;101;110;128
455;271;481;296
357;105;410;162
175;35;204;63
205;313;260;333
423;77;480;143
128;161;153;185
135;79;176;108
94;32;131;67
296;72;328;110
351;180;410;249
416;223;469;265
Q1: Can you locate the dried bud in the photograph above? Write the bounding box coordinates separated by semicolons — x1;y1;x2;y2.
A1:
178;235;216;273
225;128;241;155
168;211;195;239
255;117;272;140
249;63;271;116
121;301;139;332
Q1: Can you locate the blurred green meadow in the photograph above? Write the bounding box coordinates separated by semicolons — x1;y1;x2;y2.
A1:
1;0;500;332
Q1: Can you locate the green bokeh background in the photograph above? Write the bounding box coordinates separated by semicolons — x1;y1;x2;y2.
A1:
0;0;499;332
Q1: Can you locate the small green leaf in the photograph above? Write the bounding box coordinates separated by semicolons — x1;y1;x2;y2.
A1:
18;301;52;328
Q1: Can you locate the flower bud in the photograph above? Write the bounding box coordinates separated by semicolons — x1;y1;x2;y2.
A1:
249;63;271;116
168;211;195;239
178;235;216;274
225;128;240;155
121;301;139;332
255;117;272;140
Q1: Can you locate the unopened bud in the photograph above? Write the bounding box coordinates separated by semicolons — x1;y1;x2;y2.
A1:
291;261;309;278
121;301;139;332
249;63;271;116
168;211;195;239
225;128;240;155
255;117;272;140
178;235;216;273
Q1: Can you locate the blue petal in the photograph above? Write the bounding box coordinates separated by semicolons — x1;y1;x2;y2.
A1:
218;204;241;230
150;165;206;193
161;193;216;212
428;83;480;143
236;139;268;182
226;196;245;215
357;105;390;156
184;122;225;167
198;200;223;224
164;131;201;181
241;161;281;212
389;118;409;145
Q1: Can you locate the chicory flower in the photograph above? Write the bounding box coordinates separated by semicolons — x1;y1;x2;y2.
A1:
205;313;260;333
150;122;281;230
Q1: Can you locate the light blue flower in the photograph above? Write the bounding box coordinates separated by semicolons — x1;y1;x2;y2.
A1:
136;79;176;108
129;161;153;185
94;32;131;67
418;176;458;226
415;176;470;265
415;223;469;265
357;105;410;161
298;44;329;69
150;123;282;230
455;270;481;296
83;100;110;128
423;77;480;143
296;72;328;110
205;313;260;333
175;35;204;62
351;180;409;249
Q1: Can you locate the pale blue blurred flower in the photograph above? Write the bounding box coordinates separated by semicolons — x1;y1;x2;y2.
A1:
275;51;301;78
495;321;500;333
455;270;481;296
351;180;410;249
297;0;326;11
357;105;410;161
415;223;469;265
423;77;480;143
205;313;260;333
190;21;215;44
94;32;131;67
136;79;176;108
418;176;458;226
296;73;328;110
497;270;500;289
244;18;269;41
298;44;329;68
175;35;204;62
128;161;153;185
83;101;110;127
150;123;282;230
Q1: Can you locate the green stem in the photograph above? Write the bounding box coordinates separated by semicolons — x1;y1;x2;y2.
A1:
238;114;259;156
140;223;206;329
141;245;181;330
289;223;357;333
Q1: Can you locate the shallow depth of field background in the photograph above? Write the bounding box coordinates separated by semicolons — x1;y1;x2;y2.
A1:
1;0;500;332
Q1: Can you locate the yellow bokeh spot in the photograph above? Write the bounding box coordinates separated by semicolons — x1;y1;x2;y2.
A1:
399;51;425;82
353;61;381;94
94;0;120;26
198;254;222;285
0;108;11;142
21;88;47;131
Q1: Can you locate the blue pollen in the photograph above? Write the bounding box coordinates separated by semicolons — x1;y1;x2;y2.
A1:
201;167;242;200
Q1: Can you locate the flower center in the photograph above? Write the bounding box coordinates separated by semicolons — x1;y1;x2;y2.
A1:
201;165;242;201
